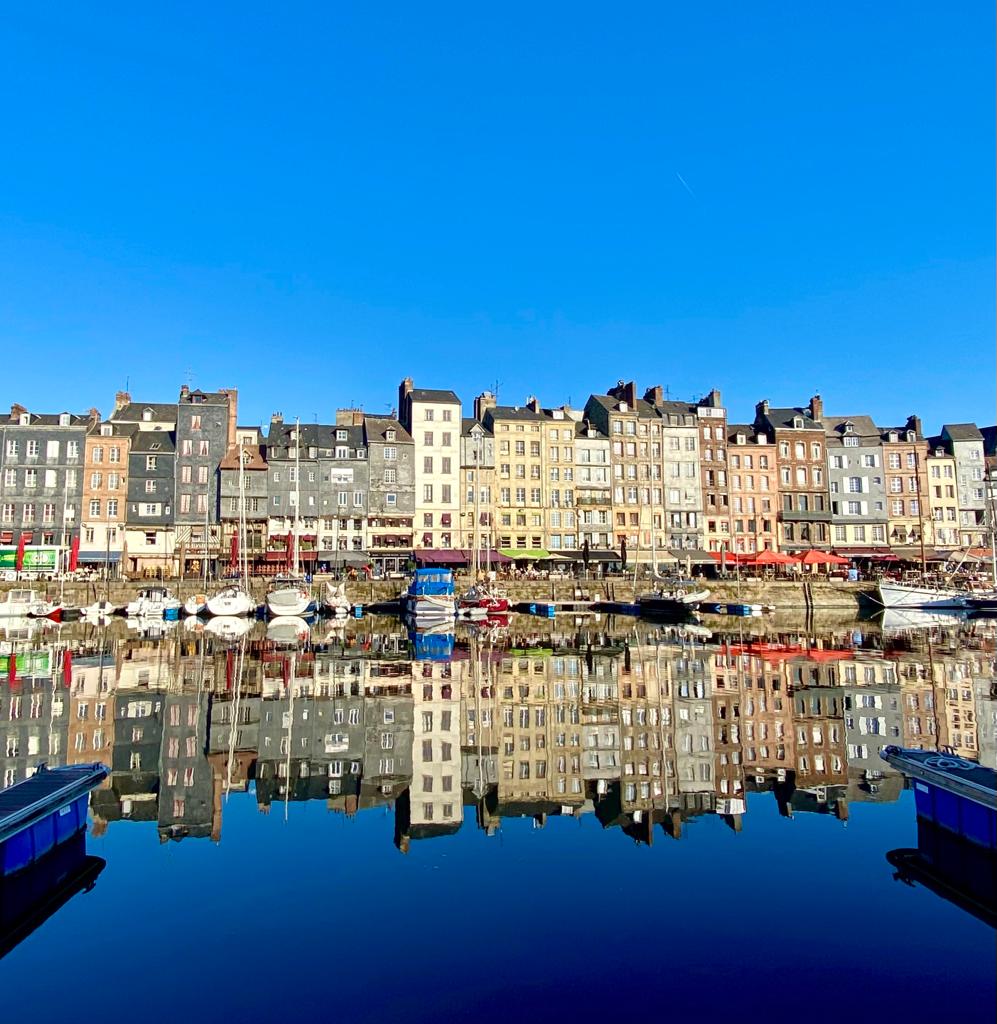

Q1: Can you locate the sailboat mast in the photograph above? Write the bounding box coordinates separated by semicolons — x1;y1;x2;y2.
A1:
238;442;248;588
294;417;301;577
914;448;927;581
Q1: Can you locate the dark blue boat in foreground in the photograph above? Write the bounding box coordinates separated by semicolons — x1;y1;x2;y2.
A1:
881;746;996;850
0;763;109;877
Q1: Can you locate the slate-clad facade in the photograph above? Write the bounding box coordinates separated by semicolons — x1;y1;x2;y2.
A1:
0;405;87;552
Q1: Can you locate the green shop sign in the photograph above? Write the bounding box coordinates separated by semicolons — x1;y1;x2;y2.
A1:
0;547;59;571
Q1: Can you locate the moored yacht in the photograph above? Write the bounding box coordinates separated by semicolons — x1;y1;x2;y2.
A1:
266;576;314;618
206;584;256;617
874;580;971;610
404;568;456;626
125;586;182;619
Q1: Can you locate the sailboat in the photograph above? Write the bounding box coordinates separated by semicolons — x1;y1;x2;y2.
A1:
457;446;509;616
266;418;314;619
636;529;709;619
182;498;211;616
206;444;256;617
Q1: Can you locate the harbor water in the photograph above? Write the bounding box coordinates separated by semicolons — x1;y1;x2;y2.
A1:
0;611;994;1021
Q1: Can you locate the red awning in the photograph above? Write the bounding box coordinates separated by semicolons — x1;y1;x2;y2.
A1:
414;549;468;565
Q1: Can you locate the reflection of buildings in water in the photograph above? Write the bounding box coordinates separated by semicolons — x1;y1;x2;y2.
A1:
0;618;994;850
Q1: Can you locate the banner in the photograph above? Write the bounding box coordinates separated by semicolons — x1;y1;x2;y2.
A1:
0;547;59;571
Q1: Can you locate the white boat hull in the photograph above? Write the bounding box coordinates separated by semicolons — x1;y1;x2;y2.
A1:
183;594;208;617
205;615;253;639
875;582;970;610
266;615;311;644
266;589;313;618
206;588;256;617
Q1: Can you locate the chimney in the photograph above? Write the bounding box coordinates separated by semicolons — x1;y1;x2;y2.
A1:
114;391;131;412
271;411;284;427
474;391;496;422
336;408;364;426
699;388;722;409
609;380;638;407
525;395;540;413
643;385;663;407
179;384;190;400
10;403;26;420
906;414;923;439
88;407;101;424
755;399;770;421
808;394;823;422
398;378;414;430
220;388;239;446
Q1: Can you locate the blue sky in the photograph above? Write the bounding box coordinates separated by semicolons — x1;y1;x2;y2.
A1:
1;3;993;431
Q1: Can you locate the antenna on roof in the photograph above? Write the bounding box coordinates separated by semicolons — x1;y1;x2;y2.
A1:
663;385;671;400
493;379;503;402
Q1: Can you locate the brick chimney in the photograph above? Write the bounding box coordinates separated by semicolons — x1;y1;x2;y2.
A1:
398;378;414;430
755;399;770;421
698;388;722;409
906;414;923;439
474;391;496;422
336;408;365;426
525;395;540;414
808;394;823;422
114;391;131;411
643;385;663;406
10;403;26;421
179;384;190;400
219;388;239;446
88;407;101;424
608;380;638;407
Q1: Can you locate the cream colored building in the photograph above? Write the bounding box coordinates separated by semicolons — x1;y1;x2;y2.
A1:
399;379;461;551
924;445;960;548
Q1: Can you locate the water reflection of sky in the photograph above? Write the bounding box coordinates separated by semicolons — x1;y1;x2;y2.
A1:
0;615;994;1019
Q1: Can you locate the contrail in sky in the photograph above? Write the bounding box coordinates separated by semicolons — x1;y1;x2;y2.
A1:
675;171;696;198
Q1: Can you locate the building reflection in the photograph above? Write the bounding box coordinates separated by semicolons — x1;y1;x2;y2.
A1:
0;614;994;852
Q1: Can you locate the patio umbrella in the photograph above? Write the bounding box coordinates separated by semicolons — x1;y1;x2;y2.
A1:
14;533;26;572
754;550;796;566
620;538;627;570
799;549;849;566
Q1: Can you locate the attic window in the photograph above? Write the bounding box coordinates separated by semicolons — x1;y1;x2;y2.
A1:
356;448;366;459
736;433;746;445
386;429;396;441
618;402;629;413
150;443;161;451
793;417;803;429
843;421;854;433
888;432;898;443
100;424;112;437
240;450;253;464
142;408;153;421
906;431;915;442
336;430;347;441
19;413;29;425
59;413;70;426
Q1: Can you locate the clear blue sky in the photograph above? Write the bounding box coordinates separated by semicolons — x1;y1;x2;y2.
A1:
1;3;993;431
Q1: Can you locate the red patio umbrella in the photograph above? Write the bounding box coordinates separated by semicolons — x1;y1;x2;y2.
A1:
69;535;80;572
229;532;239;573
754;550;797;566
799;549;849;566
14;533;26;572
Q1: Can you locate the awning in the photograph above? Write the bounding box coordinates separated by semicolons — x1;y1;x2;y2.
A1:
557;548;620;563
320;551;370;566
77;550;122;563
890;546;946;562
668;548;716;565
461;548;513;564
835;547;893;557
499;548;551;560
414;549;468;565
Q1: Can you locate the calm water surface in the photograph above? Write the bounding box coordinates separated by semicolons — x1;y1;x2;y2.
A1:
0;612;994;1022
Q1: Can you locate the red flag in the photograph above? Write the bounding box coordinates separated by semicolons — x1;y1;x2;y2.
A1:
14;533;26;572
63;651;73;687
69;535;80;572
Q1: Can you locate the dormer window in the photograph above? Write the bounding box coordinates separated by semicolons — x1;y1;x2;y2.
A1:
356;448;366;459
308;446;318;459
793;417;804;429
240;449;253;465
336;430;347;442
142;408;153;421
100;424;112;437
618;402;629;413
386;429;396;442
736;433;746;445
906;431;915;442
19;413;29;426
59;413;70;426
335;446;349;459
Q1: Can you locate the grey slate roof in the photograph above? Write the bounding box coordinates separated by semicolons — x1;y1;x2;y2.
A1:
758;407;823;431
111;402;177;423
461;417;492;437
130;430;176;453
3;411;90;426
363;417;413;443
409;388;461;404
483;404;544;423
823;415;880;440
941;423;983;442
587;393;660;418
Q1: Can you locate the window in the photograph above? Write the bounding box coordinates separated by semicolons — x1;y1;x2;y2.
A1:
89;499;101;517
107;499;118;518
146;455;157;470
